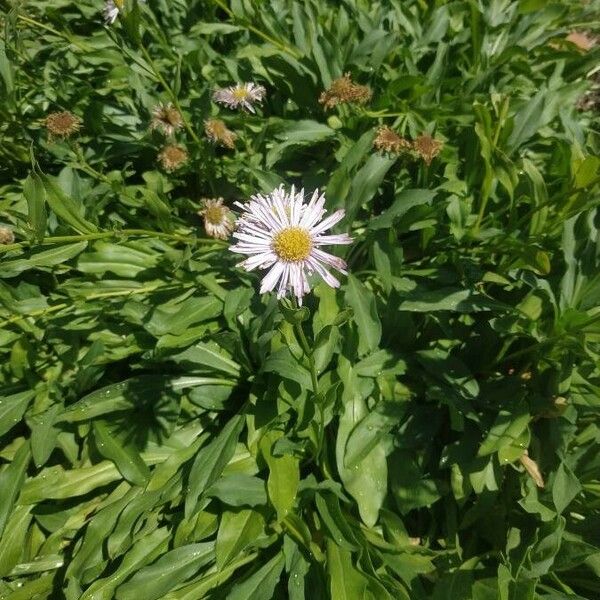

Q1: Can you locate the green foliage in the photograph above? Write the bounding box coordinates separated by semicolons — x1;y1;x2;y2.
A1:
1;0;600;598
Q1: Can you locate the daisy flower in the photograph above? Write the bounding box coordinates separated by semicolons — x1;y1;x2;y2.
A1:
212;82;266;113
158;144;188;172
150;102;184;137
230;186;352;303
103;0;144;25
198;198;234;240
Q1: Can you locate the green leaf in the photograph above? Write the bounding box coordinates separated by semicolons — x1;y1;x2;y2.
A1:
369;189;436;230
93;420;150;486
23;173;47;241
115;543;215;600
326;540;368;600
345;275;381;356
261;431;300;520
0;390;34;437
0;442;31;538
552;462;582;514
206;474;267;507
0;242;88;278
390;450;441;513
226;552;285;600
185;414;245;517
216;508;265;569
478;403;530;457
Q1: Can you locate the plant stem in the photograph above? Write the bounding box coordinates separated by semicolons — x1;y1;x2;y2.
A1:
17;14;88;51
0;230;227;253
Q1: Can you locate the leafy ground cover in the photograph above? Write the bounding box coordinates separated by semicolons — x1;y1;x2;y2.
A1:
1;0;600;598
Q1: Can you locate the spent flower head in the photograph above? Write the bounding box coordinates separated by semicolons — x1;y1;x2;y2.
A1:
150;102;184;137
230;186;352;303
0;226;15;245
413;134;444;166
373;126;412;155
212;82;266;113
103;0;144;24
158;144;188;172
566;31;597;52
199;198;235;240
44;111;82;140
319;73;372;110
204;118;237;149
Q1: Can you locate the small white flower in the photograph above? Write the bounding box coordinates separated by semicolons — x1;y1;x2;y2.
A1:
230;186;352;303
103;0;145;25
103;0;121;24
199;198;234;240
212;82;266;113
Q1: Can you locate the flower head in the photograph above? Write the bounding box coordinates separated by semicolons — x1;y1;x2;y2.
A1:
204;118;237;149
103;0;144;24
198;198;234;240
150;102;184;137
319;73;372;110
373;126;411;155
230;186;352;303
0;226;15;245
158;144;188;172
413;134;443;165
212;83;266;113
44;111;82;140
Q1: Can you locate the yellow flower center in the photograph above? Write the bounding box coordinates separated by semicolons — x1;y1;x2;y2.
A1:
232;87;249;101
272;227;312;262
115;0;125;9
204;205;226;225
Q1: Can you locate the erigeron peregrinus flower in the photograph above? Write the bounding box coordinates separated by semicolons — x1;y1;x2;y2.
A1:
158;144;188;172
230;186;352;303
212;83;266;113
204;118;237;149
198;198;234;240
150;102;184;137
44;111;82;140
103;0;145;24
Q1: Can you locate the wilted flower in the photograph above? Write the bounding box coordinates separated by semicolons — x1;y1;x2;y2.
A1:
212;83;266;113
158;144;188;172
230;186;352;303
150;102;184;137
0;226;15;245
198;198;234;240
373;126;411;155
566;31;597;52
44;111;82;140
204;118;237;149
319;73;372;110
413;134;443;165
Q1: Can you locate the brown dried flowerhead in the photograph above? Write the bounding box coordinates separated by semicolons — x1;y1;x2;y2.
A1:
158;144;188;172
0;226;15;245
44;111;82;140
198;197;234;240
150;102;184;136
319;73;372;110
204;118;237;149
373;126;412;155
413;134;443;166
566;31;597;52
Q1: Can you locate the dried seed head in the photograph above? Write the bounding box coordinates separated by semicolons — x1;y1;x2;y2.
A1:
566;31;597;52
413;134;443;165
150;102;184;136
519;451;544;488
0;226;15;245
45;111;82;139
319;73;372;110
198;197;234;239
373;126;412;155
158;144;188;172
204;118;237;149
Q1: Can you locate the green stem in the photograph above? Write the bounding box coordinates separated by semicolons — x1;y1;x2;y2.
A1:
17;14;88;51
210;0;301;58
0;229;227;253
138;44;202;146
